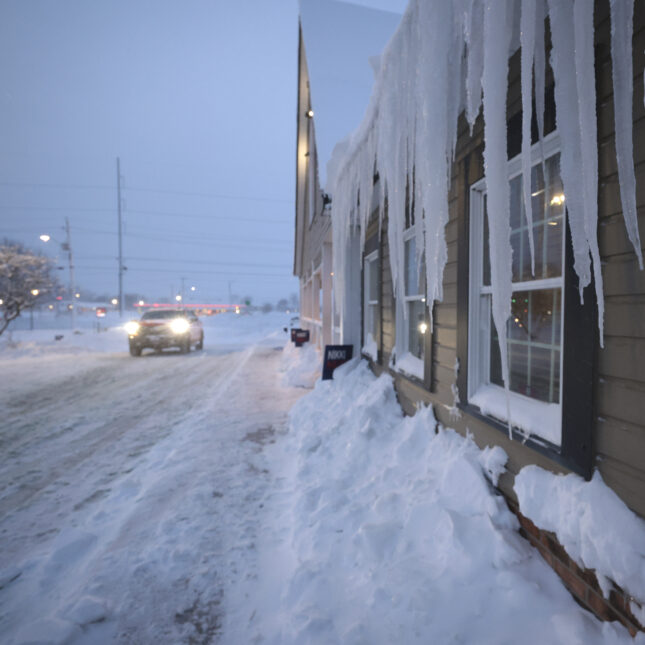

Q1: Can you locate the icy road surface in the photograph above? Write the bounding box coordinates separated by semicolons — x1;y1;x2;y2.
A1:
0;313;309;644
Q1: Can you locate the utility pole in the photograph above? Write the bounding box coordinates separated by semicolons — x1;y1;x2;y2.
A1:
64;217;76;330
180;277;186;304
117;157;124;317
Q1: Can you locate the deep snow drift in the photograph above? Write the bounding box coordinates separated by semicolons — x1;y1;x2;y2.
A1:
226;359;643;644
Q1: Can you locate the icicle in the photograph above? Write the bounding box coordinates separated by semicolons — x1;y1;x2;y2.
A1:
609;0;644;270
574;0;605;345
547;0;591;299
465;0;485;132
447;8;466;164
533;0;546;162
521;0;537;275
482;0;513;438
415;0;453;310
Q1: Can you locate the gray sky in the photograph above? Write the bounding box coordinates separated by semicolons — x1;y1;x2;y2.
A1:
0;0;405;305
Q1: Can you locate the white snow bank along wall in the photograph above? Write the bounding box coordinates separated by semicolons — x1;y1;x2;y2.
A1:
328;0;643;386
515;465;645;606
275;359;639;643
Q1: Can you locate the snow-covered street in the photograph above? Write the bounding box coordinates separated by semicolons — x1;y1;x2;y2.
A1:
0;313;310;644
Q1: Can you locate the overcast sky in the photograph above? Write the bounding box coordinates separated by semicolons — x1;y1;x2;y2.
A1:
0;0;405;306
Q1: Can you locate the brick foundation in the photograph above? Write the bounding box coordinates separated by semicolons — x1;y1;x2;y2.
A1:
506;499;644;637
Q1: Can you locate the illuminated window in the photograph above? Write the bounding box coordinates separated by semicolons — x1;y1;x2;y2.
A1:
468;136;565;445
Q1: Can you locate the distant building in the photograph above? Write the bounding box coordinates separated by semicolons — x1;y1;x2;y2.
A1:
293;0;400;349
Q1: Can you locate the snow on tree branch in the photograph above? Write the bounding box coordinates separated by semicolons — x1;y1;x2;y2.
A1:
0;240;60;336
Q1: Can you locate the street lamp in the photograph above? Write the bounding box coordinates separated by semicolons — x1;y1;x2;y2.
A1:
175;295;182;302
29;289;40;330
39;218;76;330
111;298;118;306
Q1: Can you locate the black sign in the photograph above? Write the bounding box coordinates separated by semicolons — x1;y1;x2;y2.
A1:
293;329;310;347
322;344;353;380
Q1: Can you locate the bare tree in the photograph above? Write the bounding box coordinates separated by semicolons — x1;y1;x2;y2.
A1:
0;240;60;336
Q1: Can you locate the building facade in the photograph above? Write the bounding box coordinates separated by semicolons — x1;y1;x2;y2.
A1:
299;0;645;633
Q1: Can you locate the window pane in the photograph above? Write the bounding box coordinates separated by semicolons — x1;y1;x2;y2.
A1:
407;299;425;360
510;230;532;282
530;346;559;403
509;342;529;395
368;258;379;301
483;195;491;286
405;238;419;296
509;175;522;230
367;304;378;340
504;153;564;283
488;288;562;404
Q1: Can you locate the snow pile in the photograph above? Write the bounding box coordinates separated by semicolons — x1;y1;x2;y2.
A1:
245;360;638;643
361;332;377;360
328;0;643;390
280;339;321;388
515;466;645;603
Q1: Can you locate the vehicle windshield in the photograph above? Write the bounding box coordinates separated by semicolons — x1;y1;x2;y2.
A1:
141;310;186;320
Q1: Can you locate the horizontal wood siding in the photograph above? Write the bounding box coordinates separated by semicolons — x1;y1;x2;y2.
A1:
593;0;645;517
366;0;645;518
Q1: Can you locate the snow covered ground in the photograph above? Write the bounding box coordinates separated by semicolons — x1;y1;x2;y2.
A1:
0;312;312;644
1;312;643;643
222;359;642;644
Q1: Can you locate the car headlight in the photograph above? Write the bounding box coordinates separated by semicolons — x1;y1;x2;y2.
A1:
170;318;190;334
125;321;140;335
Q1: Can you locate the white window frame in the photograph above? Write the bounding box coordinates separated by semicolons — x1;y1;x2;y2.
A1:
394;226;426;380
363;250;379;359
467;131;565;445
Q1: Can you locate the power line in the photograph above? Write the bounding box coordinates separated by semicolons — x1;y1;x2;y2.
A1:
126;185;293;204
75;265;294;278
0;181;293;204
126;208;288;224
0;204;290;225
76;255;291;269
70;226;291;248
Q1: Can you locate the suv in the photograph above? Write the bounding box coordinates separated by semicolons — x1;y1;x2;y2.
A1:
125;309;204;356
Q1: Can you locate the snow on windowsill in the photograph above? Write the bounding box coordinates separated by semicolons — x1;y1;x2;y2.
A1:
469;384;561;446
361;333;378;360
395;352;424;381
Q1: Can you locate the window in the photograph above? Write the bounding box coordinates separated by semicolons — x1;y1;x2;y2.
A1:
363;250;379;359
468;134;565;446
395;229;427;380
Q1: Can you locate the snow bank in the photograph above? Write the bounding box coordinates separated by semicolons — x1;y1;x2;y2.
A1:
515;465;645;602
248;360;638;644
280;339;321;388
